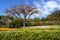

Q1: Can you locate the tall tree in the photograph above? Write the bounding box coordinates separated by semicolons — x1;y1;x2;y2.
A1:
5;4;40;27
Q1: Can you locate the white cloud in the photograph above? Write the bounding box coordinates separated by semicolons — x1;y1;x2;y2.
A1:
33;2;41;8
43;1;58;14
44;1;58;9
32;0;60;18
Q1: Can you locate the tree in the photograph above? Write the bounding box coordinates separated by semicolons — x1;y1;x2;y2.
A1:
34;17;40;22
5;4;40;27
0;16;11;27
47;10;60;21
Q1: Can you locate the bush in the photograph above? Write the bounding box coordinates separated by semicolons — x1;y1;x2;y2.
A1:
0;30;60;40
8;18;23;28
26;22;36;26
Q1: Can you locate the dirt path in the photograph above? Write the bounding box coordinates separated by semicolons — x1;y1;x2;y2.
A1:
30;26;49;28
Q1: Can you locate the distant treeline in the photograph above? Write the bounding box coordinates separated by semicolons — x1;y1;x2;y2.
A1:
0;10;60;28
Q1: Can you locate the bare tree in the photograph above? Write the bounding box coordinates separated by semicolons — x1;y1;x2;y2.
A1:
5;4;40;27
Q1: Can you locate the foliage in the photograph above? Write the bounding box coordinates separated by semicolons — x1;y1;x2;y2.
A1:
47;10;60;21
40;10;60;25
1;11;60;27
8;18;23;28
0;16;12;27
0;27;60;40
5;4;40;27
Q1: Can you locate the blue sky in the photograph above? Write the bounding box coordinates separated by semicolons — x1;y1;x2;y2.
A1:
0;0;60;18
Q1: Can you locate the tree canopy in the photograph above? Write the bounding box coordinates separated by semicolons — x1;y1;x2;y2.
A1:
5;4;40;27
46;10;60;21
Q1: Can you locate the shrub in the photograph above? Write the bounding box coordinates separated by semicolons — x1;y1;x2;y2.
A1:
0;30;60;40
8;18;23;28
26;22;36;26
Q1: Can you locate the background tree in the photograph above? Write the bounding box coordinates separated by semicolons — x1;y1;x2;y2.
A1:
0;16;12;27
5;4;40;27
47;10;60;21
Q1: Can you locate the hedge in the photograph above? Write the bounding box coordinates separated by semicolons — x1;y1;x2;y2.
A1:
0;30;60;40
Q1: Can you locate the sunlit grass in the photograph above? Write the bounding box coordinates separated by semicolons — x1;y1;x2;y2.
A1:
17;26;60;32
0;28;18;30
0;26;60;31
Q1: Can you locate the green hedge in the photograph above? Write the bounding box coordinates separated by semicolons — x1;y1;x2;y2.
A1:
7;18;23;28
0;31;60;40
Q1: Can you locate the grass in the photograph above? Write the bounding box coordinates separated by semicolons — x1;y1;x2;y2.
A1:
0;26;60;40
0;26;60;31
0;28;18;30
19;26;60;30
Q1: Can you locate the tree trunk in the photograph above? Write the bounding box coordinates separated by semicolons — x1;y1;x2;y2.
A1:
23;16;26;27
23;22;25;27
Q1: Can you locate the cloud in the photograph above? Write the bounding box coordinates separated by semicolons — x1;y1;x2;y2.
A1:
33;2;41;8
32;0;60;18
44;1;58;9
43;1;58;14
